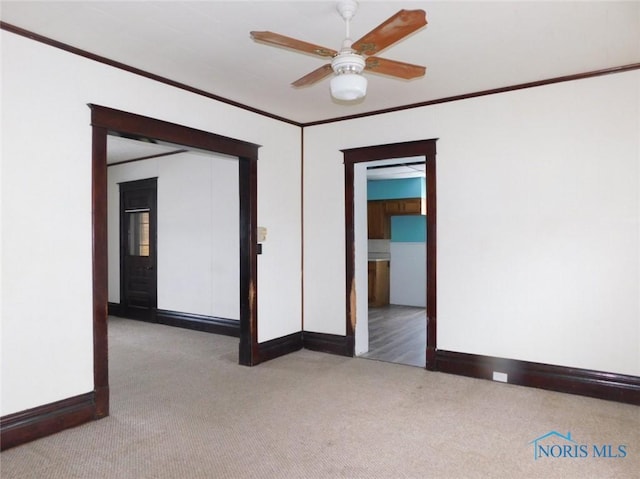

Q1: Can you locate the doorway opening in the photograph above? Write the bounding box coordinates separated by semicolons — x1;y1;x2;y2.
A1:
108;135;243;336
343;139;437;370
119;178;157;321
360;160;427;367
91;105;260;419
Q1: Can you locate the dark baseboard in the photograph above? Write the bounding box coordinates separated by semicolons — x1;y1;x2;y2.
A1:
107;301;121;316
257;332;304;363
303;332;353;357
156;309;240;337
110;304;240;338
0;392;96;451
435;350;640;405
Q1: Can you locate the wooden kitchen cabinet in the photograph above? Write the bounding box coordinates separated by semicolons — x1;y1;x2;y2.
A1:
367;201;389;239
367;198;424;239
368;260;390;307
384;198;423;214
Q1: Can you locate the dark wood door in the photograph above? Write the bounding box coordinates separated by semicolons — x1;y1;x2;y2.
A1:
120;178;157;320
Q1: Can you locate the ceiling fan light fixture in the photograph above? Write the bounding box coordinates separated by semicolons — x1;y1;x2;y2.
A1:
330;51;367;101
330;72;367;101
251;2;426;102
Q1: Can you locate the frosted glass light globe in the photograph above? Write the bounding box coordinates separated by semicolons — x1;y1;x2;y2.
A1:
330;73;367;101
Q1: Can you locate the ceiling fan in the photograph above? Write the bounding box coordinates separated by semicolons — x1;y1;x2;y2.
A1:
250;0;427;101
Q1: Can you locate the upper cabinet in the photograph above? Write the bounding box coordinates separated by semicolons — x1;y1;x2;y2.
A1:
367;198;425;239
384;198;422;215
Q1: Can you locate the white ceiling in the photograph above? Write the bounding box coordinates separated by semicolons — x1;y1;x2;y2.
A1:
366;157;425;179
108;133;423;179
107;135;184;164
2;1;638;124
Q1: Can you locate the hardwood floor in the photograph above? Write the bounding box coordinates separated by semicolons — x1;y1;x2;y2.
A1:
360;304;426;367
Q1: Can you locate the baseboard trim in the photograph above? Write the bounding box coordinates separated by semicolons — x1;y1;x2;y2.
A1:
156;309;240;337
110;306;240;338
107;301;121;316
0;392;96;451
303;332;353;357
257;332;304;363
435;350;640;405
255;331;352;363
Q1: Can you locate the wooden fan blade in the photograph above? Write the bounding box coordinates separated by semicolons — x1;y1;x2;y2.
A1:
352;10;427;56
365;57;426;80
292;64;334;87
250;31;337;58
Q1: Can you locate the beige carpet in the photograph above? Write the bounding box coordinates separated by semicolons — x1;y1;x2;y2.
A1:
2;317;638;478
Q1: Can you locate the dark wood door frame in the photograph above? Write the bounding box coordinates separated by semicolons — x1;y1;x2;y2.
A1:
342;139;437;369
90;104;260;418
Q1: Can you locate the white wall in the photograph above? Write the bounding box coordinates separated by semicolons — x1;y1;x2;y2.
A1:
108;151;239;319
1;31;301;416
390;243;426;308
304;70;640;376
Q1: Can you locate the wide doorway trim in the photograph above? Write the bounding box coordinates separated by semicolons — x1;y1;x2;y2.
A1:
342;139;437;369
90;104;260;418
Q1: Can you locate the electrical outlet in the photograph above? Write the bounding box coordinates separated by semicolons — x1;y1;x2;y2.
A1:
493;371;508;383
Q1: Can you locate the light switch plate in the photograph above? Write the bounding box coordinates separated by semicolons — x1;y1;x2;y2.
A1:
257;226;267;242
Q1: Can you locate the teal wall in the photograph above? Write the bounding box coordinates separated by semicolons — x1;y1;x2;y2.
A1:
367;177;425;200
391;215;426;243
368;178;426;243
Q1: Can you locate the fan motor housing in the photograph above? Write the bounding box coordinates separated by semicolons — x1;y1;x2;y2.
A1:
331;52;365;74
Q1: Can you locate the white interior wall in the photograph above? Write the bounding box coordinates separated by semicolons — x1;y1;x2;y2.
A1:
304;71;640;376
108;151;239;319
2;22;638;423
390;243;426;307
1;31;301;416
